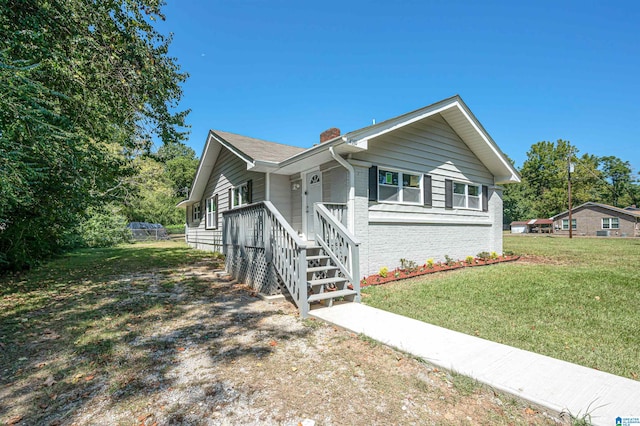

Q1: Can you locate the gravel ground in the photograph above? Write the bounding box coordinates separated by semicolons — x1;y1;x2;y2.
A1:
1;259;565;425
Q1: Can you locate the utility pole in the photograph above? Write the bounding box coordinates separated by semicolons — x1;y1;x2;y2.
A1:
567;144;573;239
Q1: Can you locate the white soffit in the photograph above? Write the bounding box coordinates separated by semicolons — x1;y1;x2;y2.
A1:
344;96;520;184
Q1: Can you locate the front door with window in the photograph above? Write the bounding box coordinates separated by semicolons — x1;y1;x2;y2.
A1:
305;171;322;239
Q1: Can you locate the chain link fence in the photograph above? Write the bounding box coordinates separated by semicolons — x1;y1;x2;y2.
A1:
127;222;170;241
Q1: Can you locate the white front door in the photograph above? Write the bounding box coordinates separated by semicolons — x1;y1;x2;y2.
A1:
305;171;322;239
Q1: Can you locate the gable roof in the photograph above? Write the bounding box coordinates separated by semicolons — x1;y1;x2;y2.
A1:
551;202;640;220
213;130;305;163
341;95;520;183
177;130;305;207
179;95;520;206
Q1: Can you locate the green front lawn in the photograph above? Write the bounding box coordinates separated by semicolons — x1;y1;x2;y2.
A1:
362;235;640;380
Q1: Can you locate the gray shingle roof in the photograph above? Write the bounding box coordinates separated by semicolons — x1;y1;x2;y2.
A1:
551;202;640;219
212;130;305;163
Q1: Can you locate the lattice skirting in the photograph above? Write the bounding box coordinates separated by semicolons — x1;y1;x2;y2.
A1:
224;244;282;295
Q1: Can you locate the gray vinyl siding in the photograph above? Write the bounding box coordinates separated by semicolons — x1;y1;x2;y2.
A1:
290;177;303;235
186;147;265;251
349;114;504;276
269;174;292;221
321;163;348;204
352;114;494;222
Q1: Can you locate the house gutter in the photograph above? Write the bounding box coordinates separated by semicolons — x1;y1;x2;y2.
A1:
329;146;355;234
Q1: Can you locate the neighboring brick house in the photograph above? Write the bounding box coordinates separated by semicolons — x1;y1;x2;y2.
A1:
551;202;640;237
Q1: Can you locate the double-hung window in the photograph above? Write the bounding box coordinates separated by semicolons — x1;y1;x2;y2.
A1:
192;202;201;222
562;218;577;230
378;168;422;204
453;182;481;209
602;217;619;229
232;182;250;208
205;195;217;229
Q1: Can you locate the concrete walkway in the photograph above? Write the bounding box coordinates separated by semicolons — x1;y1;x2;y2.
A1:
309;303;640;426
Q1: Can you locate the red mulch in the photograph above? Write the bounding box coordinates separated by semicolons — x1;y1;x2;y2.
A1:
361;256;520;287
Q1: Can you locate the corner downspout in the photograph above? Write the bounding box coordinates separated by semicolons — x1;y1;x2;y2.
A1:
329;146;355;234
265;172;270;201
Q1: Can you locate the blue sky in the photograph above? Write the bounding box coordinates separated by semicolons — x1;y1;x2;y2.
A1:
157;1;639;172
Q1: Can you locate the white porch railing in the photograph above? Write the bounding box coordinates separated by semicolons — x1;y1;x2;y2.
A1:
322;203;348;227
222;201;310;317
223;201;360;317
313;203;361;302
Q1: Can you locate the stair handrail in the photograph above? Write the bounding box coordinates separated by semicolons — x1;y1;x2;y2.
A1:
313;203;361;302
223;201;309;317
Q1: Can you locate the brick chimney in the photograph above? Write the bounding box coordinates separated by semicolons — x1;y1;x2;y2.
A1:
320;127;340;143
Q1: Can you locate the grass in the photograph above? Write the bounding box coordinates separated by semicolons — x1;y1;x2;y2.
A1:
362;235;640;380
0;240;220;424
1;239;559;425
164;224;185;234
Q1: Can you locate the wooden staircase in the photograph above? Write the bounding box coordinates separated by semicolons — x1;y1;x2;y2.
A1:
306;245;358;307
223;201;360;318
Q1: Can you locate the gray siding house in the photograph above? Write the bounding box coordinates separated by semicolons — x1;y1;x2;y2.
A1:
551;202;640;237
179;96;520;316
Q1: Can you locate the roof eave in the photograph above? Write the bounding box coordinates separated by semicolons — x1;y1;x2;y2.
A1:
341;95;521;184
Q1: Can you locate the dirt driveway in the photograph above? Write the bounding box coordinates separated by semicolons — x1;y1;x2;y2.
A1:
1;258;562;425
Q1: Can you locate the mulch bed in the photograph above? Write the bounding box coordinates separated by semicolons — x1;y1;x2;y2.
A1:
361;255;520;287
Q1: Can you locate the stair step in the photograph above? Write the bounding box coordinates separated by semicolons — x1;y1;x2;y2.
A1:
307;265;339;273
307;255;330;261
308;289;357;303
308;277;348;287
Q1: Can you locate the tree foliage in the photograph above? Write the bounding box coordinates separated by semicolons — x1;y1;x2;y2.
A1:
0;0;189;270
123;155;188;226
503;140;639;223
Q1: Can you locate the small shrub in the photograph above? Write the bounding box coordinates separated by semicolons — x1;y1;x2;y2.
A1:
477;251;491;261
503;250;515;256
465;256;474;265
379;266;389;278
426;258;434;269
394;271;401;278
400;258;418;272
361;278;367;286
444;255;456;267
490;251;499;260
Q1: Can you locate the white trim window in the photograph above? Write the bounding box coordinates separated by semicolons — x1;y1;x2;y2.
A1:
205;195;217;229
192;202;201;222
232;182;250;208
378;168;422;204
602;217;619;229
453;182;481;209
562;218;577;230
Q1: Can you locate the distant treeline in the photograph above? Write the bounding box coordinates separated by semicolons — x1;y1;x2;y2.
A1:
503;140;639;223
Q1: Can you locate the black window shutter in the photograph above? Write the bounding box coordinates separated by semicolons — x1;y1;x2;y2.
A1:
228;188;232;209
368;166;378;201
213;194;218;228
482;185;489;212
445;179;453;209
423;175;432;206
247;179;253;204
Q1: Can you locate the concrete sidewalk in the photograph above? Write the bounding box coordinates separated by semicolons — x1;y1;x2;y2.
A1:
309;303;640;426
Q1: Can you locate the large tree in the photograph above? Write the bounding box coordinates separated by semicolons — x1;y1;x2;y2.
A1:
0;0;189;269
599;156;634;207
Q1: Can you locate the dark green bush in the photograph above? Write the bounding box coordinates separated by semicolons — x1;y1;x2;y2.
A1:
79;205;132;248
